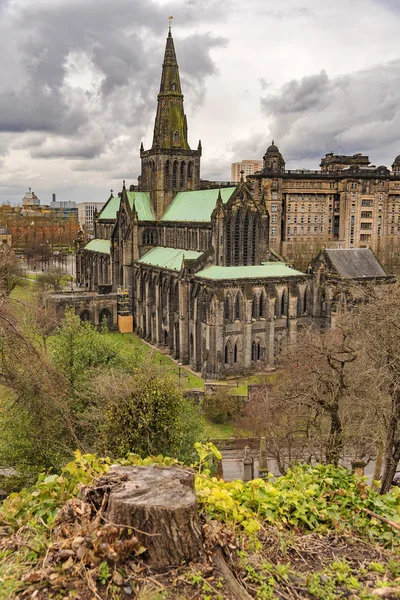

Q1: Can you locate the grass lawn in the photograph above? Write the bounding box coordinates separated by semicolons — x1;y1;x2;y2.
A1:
104;332;205;390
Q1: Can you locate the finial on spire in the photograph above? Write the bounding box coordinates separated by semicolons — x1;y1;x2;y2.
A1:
110;189;113;197
168;15;173;36
240;169;245;182
140;141;144;151
123;179;126;189
272;139;274;145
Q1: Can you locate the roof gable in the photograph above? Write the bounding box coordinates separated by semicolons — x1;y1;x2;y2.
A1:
98;191;155;222
137;246;203;271
83;239;110;255
126;191;155;220
161;187;236;222
324;248;386;278
98;195;120;221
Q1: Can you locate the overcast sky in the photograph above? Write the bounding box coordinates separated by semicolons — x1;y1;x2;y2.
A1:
1;0;400;204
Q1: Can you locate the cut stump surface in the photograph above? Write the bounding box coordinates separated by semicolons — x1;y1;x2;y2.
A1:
104;465;204;569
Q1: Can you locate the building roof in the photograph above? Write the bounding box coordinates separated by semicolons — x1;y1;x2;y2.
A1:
324;248;386;278
161;187;236;222
266;140;279;153
83;239;111;255
97;195;121;220
394;154;400;164
137;246;203;271
127;191;155;220
98;192;154;221
195;262;305;280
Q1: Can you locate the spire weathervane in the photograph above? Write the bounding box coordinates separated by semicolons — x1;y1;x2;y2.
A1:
168;15;173;35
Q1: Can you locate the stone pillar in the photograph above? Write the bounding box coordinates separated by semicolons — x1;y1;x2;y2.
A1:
243;446;254;482
243;298;253;372
155;279;161;344
145;279;151;340
352;460;366;477
179;279;189;364
258;437;269;479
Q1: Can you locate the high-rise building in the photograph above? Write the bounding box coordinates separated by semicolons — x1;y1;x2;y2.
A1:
231;160;263;183
76;201;106;234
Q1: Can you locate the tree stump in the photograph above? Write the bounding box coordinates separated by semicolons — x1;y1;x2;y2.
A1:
104;465;204;569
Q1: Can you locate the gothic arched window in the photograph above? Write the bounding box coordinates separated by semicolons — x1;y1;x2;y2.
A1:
165;160;170;189
234;212;241;265
226;215;232;266
251;341;256;361
224;295;231;321
224;344;229;364
188;162;193;189
180;161;185;188
251;214;258;265
234;294;240;320
281;290;287;316
234;344;238;363
172;161;178;189
243;212;249;265
259;294;264;317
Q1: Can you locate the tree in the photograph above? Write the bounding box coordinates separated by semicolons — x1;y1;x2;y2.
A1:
204;386;242;424
350;283;400;493
240;324;383;472
0;306;80;485
36;267;70;292
51;308;123;391
95;369;204;463
0;245;23;297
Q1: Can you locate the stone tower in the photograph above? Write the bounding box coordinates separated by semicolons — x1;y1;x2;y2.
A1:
139;26;202;219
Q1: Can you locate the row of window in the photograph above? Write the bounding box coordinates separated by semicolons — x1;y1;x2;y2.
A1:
224;342;263;365
288;204;325;212
287;226;323;235
224;291;309;321
288;215;324;224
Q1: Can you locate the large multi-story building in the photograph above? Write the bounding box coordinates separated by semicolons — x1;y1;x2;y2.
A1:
77;201;106;235
248;145;400;257
231;160;263;183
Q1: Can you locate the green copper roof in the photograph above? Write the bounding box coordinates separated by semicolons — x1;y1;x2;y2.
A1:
195;262;305;280
98;192;154;221
161;187;236;222
98;195;120;220
126;191;155;220
84;239;111;255
138;246;203;271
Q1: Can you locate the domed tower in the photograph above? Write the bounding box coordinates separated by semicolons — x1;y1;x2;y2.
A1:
392;154;400;173
262;141;285;174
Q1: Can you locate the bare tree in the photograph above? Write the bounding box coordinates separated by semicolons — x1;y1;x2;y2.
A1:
0;245;23;297
349;283;400;493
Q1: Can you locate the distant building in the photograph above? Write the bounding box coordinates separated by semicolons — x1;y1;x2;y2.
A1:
248;144;400;256
231;160;263;183
76;202;106;234
51;194;78;222
22;187;40;207
0;227;11;245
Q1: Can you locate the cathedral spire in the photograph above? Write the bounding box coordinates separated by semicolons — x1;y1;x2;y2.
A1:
152;27;190;150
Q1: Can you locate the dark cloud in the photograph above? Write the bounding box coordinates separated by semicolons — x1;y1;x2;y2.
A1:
260;60;400;166
31;138;104;160
0;0;228;143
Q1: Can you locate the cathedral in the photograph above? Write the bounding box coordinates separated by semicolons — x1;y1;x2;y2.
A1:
74;27;389;379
